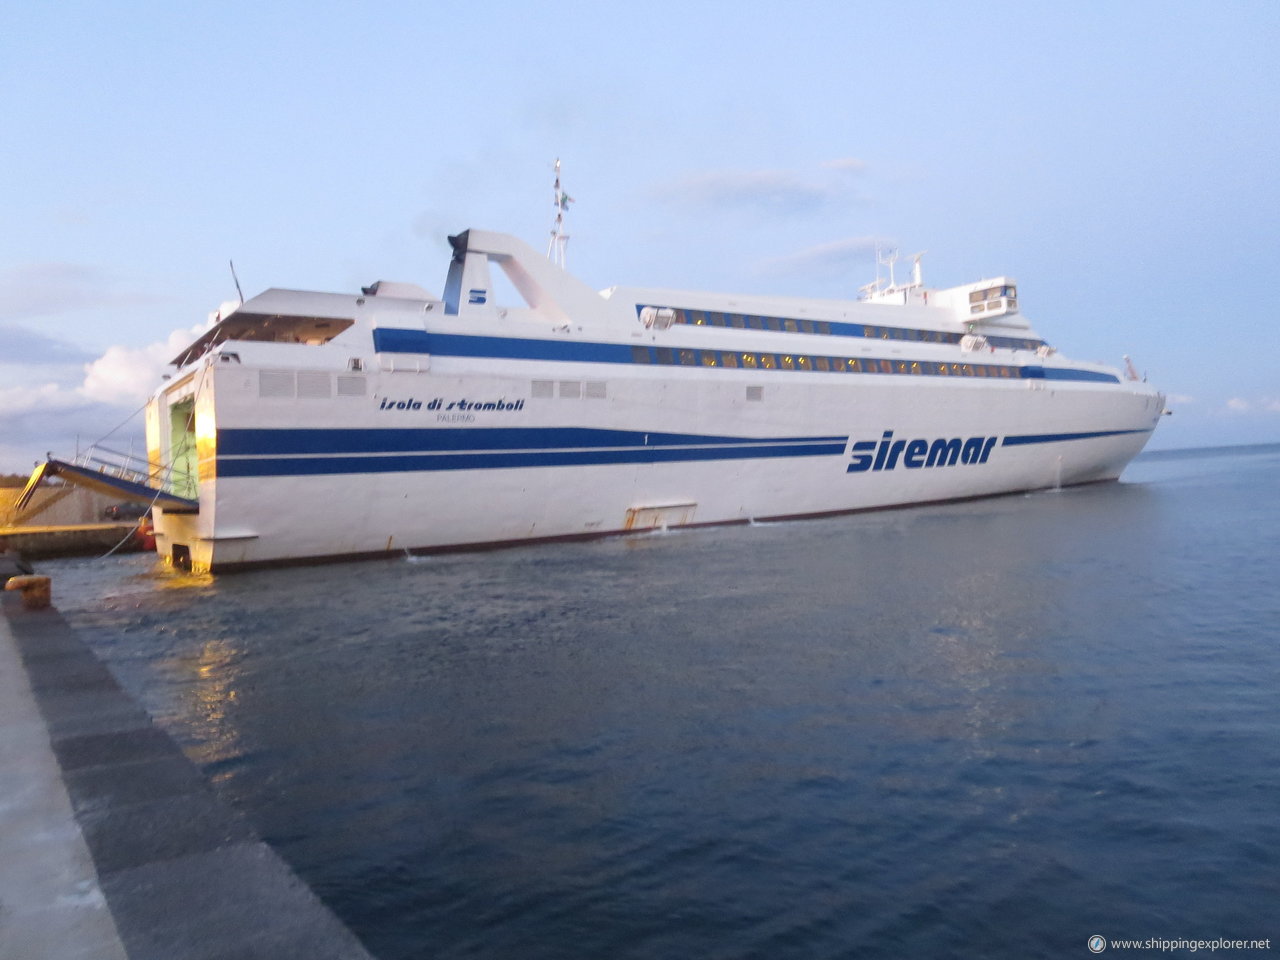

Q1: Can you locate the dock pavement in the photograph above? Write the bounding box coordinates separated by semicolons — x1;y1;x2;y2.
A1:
0;592;376;960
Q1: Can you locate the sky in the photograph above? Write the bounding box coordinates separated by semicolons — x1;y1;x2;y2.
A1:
2;0;1278;472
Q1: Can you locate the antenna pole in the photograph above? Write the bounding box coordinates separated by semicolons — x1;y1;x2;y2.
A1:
547;158;572;268
229;259;245;304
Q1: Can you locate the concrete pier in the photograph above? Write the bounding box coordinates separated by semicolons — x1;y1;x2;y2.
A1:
0;523;146;560
0;593;376;960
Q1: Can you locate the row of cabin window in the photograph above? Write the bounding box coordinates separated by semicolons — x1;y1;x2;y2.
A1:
969;285;1017;304
673;307;1044;352
983;333;1041;351
677;308;961;344
630;346;1022;378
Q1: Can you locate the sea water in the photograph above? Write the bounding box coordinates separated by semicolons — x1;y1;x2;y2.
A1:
43;444;1280;958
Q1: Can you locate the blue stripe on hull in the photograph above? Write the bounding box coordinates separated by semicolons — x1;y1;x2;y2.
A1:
218;427;846;456
1001;428;1151;446
217;439;848;478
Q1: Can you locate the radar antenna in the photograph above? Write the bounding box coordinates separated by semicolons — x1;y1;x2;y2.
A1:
547;158;573;269
876;241;900;290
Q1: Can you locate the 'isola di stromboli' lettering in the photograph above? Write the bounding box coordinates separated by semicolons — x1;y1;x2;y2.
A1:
378;397;525;412
847;430;997;473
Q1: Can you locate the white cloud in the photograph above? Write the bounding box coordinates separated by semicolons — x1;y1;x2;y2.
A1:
0;381;83;417
0;321;212;470
1165;393;1195;405
80;324;206;406
1226;397;1252;412
0;322;206;442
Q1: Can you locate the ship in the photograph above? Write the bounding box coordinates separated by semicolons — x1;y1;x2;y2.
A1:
18;228;1165;572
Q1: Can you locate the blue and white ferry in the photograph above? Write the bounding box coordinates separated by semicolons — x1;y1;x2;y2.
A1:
21;228;1165;572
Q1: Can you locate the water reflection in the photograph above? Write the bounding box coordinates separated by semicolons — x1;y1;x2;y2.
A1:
175;637;245;771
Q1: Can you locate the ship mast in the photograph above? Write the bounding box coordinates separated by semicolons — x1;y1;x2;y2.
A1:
547;158;573;268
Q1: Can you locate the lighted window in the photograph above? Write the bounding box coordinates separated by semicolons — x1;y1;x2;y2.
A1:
759;354;777;369
798;356;812;370
701;352;718;367
687;310;704;325
815;357;829;371
721;351;738;368
742;353;758;368
911;361;921;374
847;358;861;372
879;360;892;373
679;349;696;365
780;355;795;370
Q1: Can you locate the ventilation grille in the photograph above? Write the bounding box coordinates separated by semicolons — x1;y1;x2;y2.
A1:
259;371;294;398
336;375;366;396
296;372;332;399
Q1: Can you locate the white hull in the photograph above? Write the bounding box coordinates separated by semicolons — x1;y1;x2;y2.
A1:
142;229;1163;572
